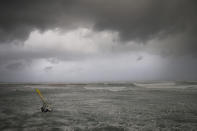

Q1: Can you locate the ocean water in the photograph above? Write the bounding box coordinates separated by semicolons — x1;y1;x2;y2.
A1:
0;82;197;131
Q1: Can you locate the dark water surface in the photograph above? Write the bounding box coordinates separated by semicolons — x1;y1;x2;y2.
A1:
0;82;197;131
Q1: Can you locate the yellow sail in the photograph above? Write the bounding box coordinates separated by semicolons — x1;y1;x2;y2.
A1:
35;88;45;103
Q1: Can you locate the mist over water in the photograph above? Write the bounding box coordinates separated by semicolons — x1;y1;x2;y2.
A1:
0;82;197;131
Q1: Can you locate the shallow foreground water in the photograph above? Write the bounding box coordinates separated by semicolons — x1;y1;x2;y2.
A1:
0;82;197;131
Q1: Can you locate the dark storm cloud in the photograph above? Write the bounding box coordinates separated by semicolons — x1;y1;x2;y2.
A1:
44;66;53;72
0;0;196;44
6;62;24;70
90;0;197;41
0;0;85;43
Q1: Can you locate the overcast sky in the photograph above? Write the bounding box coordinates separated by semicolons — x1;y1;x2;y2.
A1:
0;0;197;82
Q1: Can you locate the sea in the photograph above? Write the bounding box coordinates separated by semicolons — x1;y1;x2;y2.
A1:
0;82;197;131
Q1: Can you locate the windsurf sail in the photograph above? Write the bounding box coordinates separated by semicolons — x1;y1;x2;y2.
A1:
36;88;46;103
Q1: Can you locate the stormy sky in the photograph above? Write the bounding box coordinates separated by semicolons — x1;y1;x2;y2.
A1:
0;0;197;82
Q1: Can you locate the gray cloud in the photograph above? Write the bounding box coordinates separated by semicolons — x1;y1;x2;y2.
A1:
0;0;197;82
0;0;196;43
44;66;53;72
6;62;24;70
0;0;88;43
136;56;143;61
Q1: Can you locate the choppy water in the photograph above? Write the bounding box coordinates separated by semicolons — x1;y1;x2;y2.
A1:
0;82;197;131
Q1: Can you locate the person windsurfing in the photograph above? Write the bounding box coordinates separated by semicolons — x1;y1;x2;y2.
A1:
35;88;52;112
